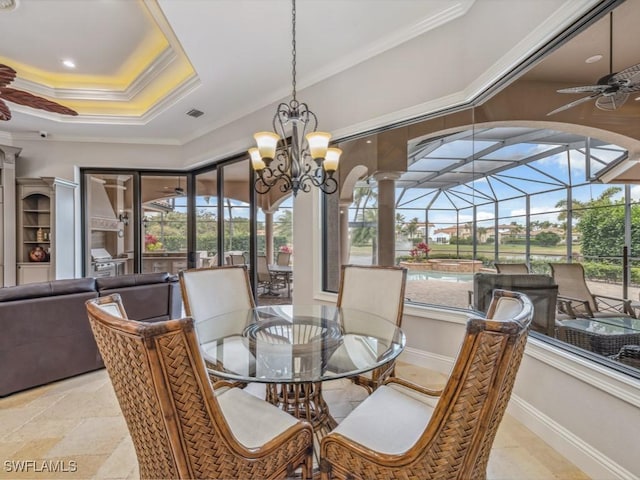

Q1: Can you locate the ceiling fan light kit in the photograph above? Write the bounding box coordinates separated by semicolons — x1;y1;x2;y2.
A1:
548;12;640;116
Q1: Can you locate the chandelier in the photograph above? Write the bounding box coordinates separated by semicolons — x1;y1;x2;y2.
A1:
249;0;341;197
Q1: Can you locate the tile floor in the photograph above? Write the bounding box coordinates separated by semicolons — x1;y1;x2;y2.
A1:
0;362;590;480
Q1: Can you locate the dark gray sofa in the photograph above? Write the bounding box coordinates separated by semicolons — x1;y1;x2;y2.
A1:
96;272;182;323
0;272;182;396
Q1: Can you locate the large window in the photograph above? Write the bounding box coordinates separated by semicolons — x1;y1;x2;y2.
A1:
324;126;640;372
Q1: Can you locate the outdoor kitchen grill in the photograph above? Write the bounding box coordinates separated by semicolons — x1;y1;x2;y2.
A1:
90;248;117;278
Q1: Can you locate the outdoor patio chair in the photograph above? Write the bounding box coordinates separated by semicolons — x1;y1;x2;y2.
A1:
179;266;256;386
276;251;291;266
228;253;247;265
257;255;275;295
86;294;313;480
495;263;530;274
335;264;407;392
319;289;533;480
549;263;635;319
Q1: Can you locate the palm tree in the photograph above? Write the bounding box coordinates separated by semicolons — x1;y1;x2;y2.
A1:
395;213;406;238
274;209;293;244
406;217;420;239
555;198;586;222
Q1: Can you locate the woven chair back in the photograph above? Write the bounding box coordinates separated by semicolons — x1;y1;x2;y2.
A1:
428;289;532;478
86;294;312;479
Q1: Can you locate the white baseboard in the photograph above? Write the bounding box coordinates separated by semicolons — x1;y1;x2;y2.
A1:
400;346;454;372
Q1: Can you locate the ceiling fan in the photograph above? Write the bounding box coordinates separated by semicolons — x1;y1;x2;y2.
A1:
547;12;640;116
0;64;78;121
156;177;185;197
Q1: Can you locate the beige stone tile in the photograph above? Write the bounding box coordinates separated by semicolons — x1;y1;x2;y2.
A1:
0;384;55;409
0;364;590;480
46;417;128;458
0;406;51;441
0;440;26;463
44;370;110;395
396;362;447;389
3;417;81;443
3;438;62;464
31;389;121;422
125;466;140;480
94;436;137;480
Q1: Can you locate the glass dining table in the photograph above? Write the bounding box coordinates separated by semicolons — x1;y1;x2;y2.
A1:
196;304;405;442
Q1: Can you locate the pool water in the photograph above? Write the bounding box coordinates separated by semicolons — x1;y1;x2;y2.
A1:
407;271;473;283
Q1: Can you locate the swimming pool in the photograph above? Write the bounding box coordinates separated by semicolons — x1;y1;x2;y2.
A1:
407;271;473;283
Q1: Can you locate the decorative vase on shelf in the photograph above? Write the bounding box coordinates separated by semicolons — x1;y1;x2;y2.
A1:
29;246;47;262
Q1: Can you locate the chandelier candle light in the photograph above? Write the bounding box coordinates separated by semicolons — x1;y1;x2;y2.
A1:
249;0;341;196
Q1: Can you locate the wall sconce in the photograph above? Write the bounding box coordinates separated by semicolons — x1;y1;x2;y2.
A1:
118;211;129;226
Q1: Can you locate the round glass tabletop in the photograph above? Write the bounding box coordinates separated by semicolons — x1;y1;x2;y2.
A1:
196;304;405;384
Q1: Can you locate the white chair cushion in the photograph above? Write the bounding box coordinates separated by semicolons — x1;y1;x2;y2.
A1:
217;387;299;449
181;268;252;323
330;384;434;455
340;267;404;325
491;296;523;320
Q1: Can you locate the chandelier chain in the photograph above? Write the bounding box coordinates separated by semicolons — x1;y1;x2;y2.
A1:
291;0;297;103
250;0;340;196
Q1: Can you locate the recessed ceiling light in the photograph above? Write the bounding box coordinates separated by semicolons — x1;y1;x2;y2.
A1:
0;0;18;11
635;96;640;101
585;54;603;64
366;140;372;144
62;59;76;69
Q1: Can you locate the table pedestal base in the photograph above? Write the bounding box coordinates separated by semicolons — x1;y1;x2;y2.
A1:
266;381;337;467
266;382;337;434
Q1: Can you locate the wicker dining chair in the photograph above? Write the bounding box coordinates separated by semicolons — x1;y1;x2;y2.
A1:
179;265;256;387
86;294;314;480
320;289;533;480
179;265;255;321
335;265;407;392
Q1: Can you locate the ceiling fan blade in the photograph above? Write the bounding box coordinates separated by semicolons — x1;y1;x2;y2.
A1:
0;99;11;121
556;85;607;94
611;63;640;83
0;64;16;88
596;91;629;111
0;87;78;116
547;94;599;116
625;83;640;93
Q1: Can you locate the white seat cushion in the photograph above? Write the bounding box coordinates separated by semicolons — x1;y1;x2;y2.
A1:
217;387;299;449
330;384;434;455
